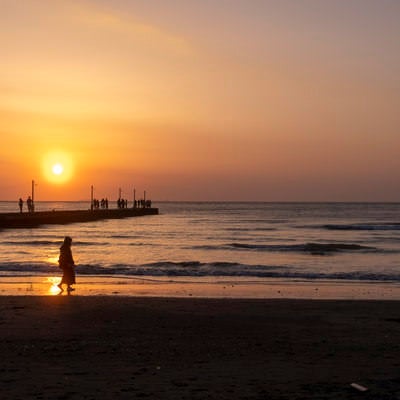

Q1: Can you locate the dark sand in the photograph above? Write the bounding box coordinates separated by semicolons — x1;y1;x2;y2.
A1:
0;296;399;399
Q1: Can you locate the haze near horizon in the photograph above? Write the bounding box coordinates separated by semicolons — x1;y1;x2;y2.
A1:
1;0;399;202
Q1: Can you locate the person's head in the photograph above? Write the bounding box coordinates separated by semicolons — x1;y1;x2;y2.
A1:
64;236;72;245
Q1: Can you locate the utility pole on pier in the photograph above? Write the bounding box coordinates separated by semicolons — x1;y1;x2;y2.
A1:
31;180;35;212
91;185;94;211
133;188;136;208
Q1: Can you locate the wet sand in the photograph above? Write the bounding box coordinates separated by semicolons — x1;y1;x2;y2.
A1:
0;296;399;399
2;275;400;300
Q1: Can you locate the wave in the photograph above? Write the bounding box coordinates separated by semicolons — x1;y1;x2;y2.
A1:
110;234;143;239
323;223;400;231
193;242;379;254
1;240;59;246
225;227;277;232
1;260;399;282
1;240;110;246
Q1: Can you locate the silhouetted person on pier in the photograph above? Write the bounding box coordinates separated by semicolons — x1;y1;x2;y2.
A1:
57;236;76;293
18;198;23;213
27;196;33;213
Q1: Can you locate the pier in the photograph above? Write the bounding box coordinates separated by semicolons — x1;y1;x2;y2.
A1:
0;207;159;229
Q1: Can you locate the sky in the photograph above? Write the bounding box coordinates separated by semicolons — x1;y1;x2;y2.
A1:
1;0;399;201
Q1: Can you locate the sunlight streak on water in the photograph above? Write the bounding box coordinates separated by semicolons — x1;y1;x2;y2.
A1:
46;276;62;295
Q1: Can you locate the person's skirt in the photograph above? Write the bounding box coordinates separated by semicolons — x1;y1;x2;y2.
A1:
60;265;75;285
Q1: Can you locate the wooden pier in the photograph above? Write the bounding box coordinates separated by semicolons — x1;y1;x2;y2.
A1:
0;208;159;229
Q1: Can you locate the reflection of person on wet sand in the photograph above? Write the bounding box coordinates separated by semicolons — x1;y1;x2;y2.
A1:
57;236;75;293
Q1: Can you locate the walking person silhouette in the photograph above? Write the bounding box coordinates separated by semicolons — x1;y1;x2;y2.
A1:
57;236;76;293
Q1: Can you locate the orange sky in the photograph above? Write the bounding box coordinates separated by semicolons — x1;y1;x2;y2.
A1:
1;0;399;201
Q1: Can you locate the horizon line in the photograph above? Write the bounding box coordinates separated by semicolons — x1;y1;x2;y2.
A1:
0;200;399;204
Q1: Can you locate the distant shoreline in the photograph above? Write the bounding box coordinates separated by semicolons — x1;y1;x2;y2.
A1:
1;200;400;204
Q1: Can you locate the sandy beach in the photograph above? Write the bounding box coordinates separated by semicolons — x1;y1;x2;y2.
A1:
0;295;399;399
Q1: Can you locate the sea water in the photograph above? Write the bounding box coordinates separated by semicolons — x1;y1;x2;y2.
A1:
0;201;399;282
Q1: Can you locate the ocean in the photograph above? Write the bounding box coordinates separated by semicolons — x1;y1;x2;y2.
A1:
0;201;399;283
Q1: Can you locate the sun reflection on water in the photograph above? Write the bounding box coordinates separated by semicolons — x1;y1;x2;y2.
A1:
47;256;59;265
46;277;62;295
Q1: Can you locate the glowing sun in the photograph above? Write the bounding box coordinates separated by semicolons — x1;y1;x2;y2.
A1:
52;163;64;175
42;152;74;184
